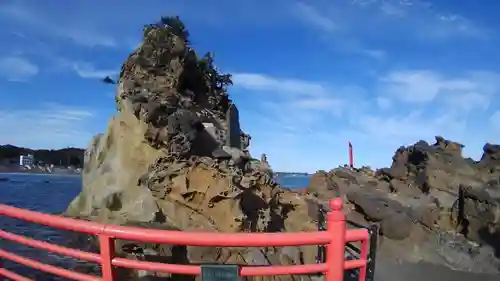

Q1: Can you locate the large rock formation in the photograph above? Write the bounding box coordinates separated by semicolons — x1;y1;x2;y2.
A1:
66;17;326;281
308;136;500;273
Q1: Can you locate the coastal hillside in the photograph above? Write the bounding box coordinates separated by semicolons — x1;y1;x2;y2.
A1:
0;144;84;167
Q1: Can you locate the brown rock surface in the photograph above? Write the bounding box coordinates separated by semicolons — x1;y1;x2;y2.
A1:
66;16;328;281
308;136;500;273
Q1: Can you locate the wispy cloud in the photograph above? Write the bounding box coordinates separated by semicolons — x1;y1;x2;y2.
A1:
291;0;489;60
348;0;487;39
232;73;332;97
232;72;346;122
293;2;337;32
0;103;96;149
41;54;119;80
379;70;474;103
231;68;500;172
378;70;499;104
489;111;500;130
0;56;39;82
72;62;118;79
0;2;116;48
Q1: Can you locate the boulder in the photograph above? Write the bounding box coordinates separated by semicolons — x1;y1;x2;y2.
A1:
307;136;500;272
307;170;339;199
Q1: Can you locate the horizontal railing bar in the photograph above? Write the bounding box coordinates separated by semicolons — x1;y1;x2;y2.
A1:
112;257;198;275
0;205;104;235
344;259;367;270
0;268;34;281
0;249;102;281
1;204;368;247
1;201;372;280
0;230;101;263
345;229;369;242
112;257;329;276
241;263;327;276
103;224;331;246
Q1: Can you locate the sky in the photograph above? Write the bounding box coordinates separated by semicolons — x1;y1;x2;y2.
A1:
1;0;500;173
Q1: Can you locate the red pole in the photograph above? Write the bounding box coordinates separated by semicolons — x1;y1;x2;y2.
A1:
348;141;354;168
325;198;346;281
99;235;116;281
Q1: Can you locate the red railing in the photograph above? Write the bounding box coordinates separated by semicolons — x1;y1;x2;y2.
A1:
0;198;370;281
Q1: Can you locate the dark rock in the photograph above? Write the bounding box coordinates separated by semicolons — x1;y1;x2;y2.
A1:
389;179;407;193
226;104;242;149
380;212;412;240
310;135;500;264
332;169;359;184
211;148;231;159
346;188;406;221
307;170;338;198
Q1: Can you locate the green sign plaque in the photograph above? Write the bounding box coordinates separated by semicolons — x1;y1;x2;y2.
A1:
201;264;239;281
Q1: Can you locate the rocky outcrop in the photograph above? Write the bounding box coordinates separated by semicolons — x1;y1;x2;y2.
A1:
308;136;500;273
66;16;328;281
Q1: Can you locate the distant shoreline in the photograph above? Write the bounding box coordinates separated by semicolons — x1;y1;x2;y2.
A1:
0;166;81;175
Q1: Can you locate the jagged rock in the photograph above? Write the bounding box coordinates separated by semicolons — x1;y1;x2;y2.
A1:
308;136;500;272
307;170;338;199
346;188;407;221
380;212;412;240
66;16;325;281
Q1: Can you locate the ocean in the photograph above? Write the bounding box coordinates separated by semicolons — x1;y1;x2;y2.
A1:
0;173;310;279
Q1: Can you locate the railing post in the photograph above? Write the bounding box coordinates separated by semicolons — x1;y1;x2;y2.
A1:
325;198;346;281
99;235;116;281
366;225;378;281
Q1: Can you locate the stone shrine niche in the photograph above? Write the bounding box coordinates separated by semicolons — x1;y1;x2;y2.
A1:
225;104;241;149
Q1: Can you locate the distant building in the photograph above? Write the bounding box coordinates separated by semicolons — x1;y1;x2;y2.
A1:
20;154;34;166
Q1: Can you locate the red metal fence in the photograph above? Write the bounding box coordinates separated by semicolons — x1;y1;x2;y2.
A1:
0;198;369;281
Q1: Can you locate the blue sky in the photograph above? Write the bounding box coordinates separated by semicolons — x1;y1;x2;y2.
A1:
1;0;500;173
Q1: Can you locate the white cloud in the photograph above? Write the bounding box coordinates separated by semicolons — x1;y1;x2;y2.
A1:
379;70;497;104
232;73;331;97
0;3;116;48
0;103;96;149
362;49;386;60
72;62;118;79
231;69;500;173
444;91;490;112
293;2;337;32
291;0;488;58
489;111;500;129
352;111;466;145
0;56;39;82
43;55;119;80
433;13;487;39
291;1;386;59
